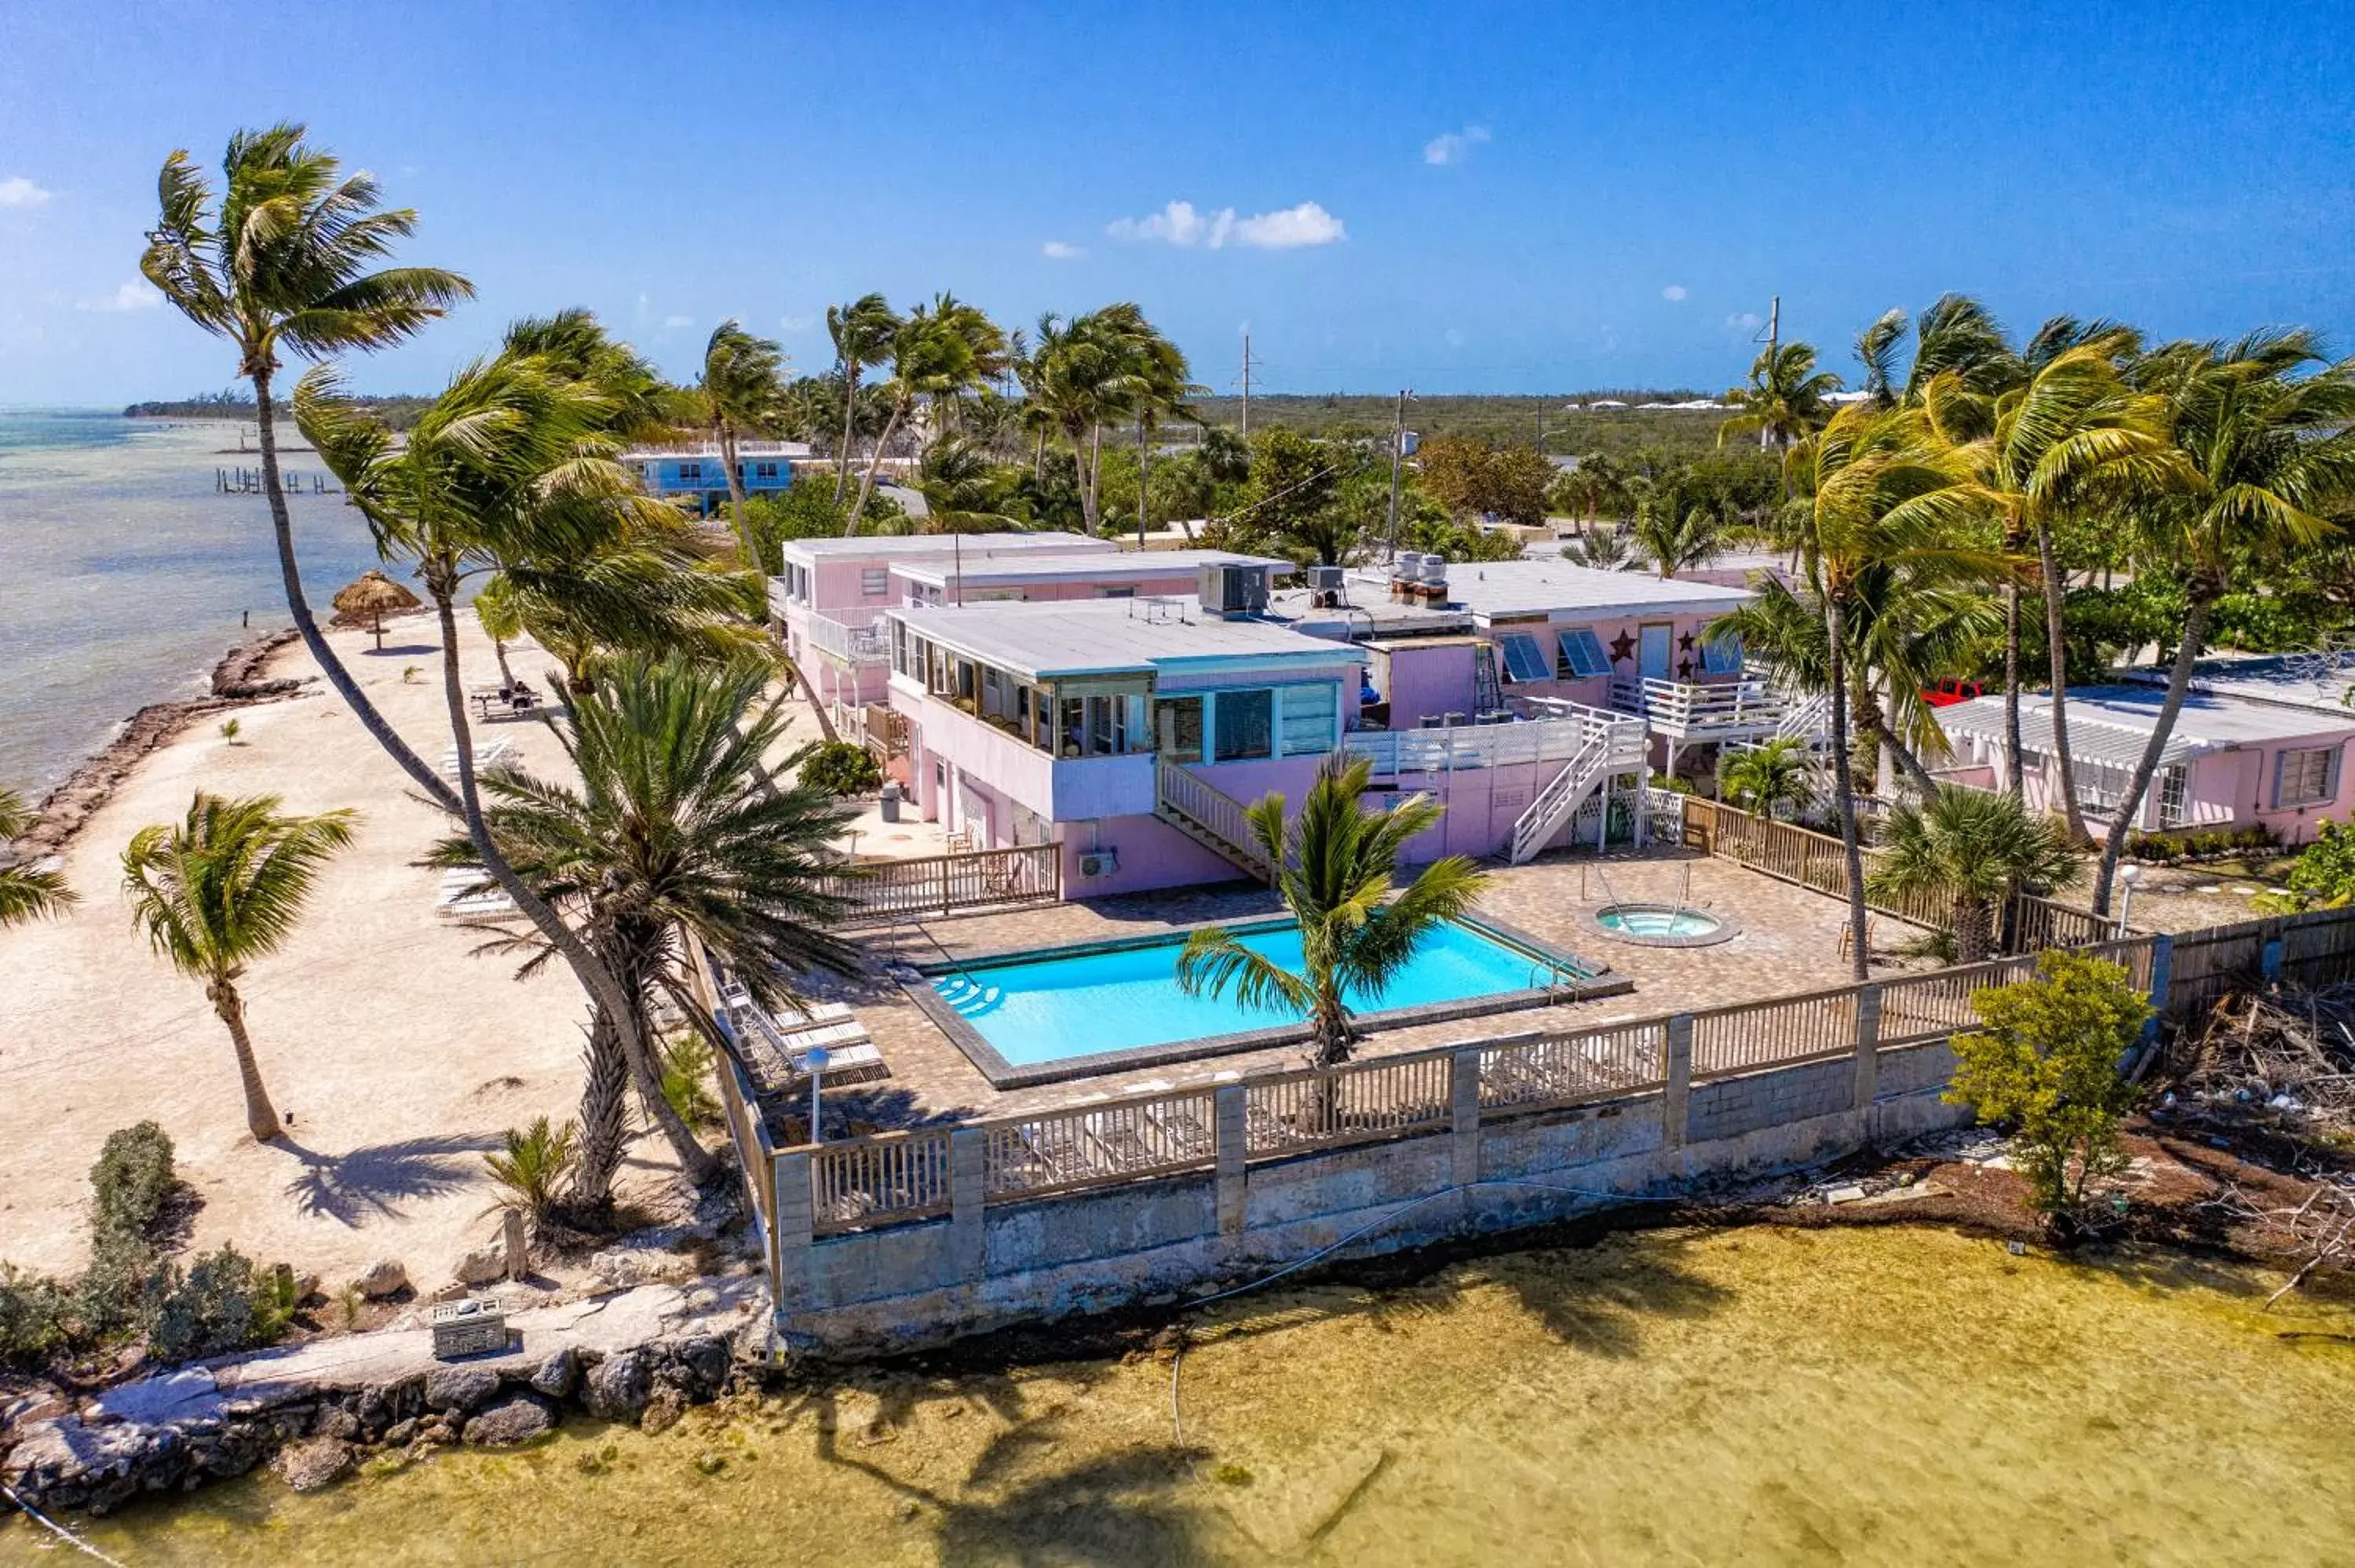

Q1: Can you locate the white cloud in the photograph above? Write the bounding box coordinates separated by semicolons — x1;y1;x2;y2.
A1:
1725;311;1763;330
1662;284;1688;302
778;312;818;332
663;313;694;330
1040;239;1088;261
1106;199;1343;250
1422;126;1492;166
0;176;53;208
77;280;161;313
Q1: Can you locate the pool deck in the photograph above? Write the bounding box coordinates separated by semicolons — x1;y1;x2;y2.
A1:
750;848;1941;1141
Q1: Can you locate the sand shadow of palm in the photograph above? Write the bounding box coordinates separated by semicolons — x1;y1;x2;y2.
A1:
278;1132;500;1226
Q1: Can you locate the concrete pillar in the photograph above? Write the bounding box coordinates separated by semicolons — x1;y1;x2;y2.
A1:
1214;1085;1248;1236
1852;983;1882;1113
950;1128;988;1283
1451;1049;1482;1187
1662;1015;1693;1150
772;1150;814;1312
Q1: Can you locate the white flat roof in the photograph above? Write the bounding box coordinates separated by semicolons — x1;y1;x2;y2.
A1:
779;531;1106;562
1938;684;2350;768
2125;654;2355;719
891;597;1362;680
892;549;1287;589
1342;560;1753;621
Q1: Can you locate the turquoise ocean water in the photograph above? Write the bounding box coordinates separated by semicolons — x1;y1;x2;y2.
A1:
0;409;384;794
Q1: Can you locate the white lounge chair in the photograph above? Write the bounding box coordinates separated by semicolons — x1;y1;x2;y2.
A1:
436;740;514;780
434;866;515;920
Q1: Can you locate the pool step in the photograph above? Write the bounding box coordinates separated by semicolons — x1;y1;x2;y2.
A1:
933;976;1004;1016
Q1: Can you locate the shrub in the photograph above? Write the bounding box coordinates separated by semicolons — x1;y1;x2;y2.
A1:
147;1245;297;1365
1947;950;2151;1229
801;741;882;797
660;1034;721;1129
483;1117;579;1234
0;1264;70;1369
89;1121;177;1249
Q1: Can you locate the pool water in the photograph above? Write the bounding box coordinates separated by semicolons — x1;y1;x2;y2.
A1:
1597;906;1723;939
934;920;1562;1063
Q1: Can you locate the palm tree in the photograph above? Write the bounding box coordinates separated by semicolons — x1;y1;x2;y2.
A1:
2090;331;2355;913
1868;788;2081;963
1853;308;1909;410
827;294;900;503
1627;498;1725;578
697;320;790;570
475;576;525;687
1719;342;1840;456
1902;294;2020;403
1719;737;1816;821
122;793;356;1141
1560;528;1635;570
1123;318;1204;546
846;297;1008;534
0;785;75;928
433;654;863;1202
141;123;473;814
1176;755;1488;1069
1930;345;2174;835
1028;306;1152;532
915;435;1023;534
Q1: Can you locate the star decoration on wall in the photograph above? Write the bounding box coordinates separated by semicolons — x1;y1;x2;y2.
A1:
1678;631;1696;654
1678;657;1696;680
1608;629;1636;664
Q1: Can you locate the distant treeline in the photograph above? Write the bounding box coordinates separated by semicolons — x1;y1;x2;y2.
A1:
1188;394;1732;456
127;389;434;431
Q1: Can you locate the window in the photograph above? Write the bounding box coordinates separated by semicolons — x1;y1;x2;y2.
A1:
2275;746;2341;808
1496;633;1551;684
753;461;780;480
1095;585;1136;599
1280;683;1339;756
1556;627;1612;679
1214;689;1273;761
2156;764;2189;828
1156;696;1204;764
1700;629;1743;675
677;461;703;482
2074;758;2130;814
860;567;889;597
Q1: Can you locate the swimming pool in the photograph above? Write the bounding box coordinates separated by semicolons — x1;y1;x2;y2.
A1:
922;917;1596;1083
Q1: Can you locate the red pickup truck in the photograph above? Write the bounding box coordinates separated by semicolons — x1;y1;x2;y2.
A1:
1921;680;1984;708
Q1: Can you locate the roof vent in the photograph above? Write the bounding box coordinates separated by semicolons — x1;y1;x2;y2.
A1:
1418;553;1449;601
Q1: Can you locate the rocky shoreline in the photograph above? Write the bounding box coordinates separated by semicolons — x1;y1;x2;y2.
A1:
16;628;310;859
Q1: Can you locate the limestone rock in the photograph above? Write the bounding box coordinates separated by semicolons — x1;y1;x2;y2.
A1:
528;1346;582;1400
670;1334;732;1402
583;1349;651;1422
352;1258;408;1300
311;1404;361;1441
640;1387;685;1435
273;1436;354;1493
382;1417;418;1447
462;1392;557;1446
454;1242;507;1288
422;1365;501;1414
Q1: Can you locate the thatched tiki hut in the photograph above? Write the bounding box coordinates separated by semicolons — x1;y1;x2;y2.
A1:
332;570;421;652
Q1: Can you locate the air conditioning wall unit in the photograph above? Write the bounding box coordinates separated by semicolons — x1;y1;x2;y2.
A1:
1307;563;1347;608
1197;562;1270;619
1078;848;1119;878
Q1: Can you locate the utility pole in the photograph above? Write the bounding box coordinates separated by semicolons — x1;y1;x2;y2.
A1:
1240;331;1253;439
1383;388;1411;562
1758;295;1780;451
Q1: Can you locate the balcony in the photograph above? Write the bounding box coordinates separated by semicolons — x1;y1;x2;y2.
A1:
1610;676;1794;742
1344;703;1647;779
804;611;891;667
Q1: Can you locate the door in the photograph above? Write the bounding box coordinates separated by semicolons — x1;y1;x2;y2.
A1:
1639;623;1673;681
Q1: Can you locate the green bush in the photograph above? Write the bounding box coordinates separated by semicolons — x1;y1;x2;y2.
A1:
660;1034;721;1129
0;1264;70;1369
89;1121;177;1248
801;741;883;797
147;1245;297;1365
483;1117;579;1234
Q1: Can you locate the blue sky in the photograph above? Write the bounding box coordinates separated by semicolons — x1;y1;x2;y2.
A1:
2;1;2350;404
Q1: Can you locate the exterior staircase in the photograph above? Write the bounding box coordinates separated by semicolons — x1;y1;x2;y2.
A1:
1507;709;1650;864
1155;760;1276;884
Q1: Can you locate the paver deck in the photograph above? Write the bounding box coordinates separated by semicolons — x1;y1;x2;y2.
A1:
757;848;1938;1140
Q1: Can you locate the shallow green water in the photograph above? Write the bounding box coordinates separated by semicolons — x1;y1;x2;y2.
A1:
11;1225;2354;1566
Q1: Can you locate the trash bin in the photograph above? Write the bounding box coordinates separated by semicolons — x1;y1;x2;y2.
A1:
879;781;902;823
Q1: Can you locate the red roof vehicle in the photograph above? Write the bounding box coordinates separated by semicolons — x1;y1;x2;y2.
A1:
1921;679;1984;708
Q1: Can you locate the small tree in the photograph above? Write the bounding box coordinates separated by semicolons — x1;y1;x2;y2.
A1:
1718;736;1816;822
2260;818;2355;912
1945;950;2150;1229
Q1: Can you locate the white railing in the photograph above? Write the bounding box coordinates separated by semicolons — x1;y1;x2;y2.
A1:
804;611;891;665
1509;734;1612;863
1610;676;1790;738
1345;706;1643;779
1156;760;1275;880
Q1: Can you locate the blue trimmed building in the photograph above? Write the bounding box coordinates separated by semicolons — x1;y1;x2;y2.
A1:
627;443;808;516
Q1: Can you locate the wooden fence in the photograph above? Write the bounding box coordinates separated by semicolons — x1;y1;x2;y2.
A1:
812;842;1062;927
2161;906;2355;1022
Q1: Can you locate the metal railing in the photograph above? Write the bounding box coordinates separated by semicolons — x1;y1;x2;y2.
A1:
810;842;1062;925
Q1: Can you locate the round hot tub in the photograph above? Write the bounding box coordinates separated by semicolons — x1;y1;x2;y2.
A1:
1584;902;1740;948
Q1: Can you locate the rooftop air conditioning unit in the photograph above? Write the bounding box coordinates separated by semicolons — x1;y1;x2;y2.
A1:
1307;563;1346;608
1198;562;1270;619
1418;553;1450;601
1078;848;1118;878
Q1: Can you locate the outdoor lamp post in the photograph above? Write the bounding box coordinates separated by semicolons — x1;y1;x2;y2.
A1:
804;1046;830;1143
2116;862;2142;936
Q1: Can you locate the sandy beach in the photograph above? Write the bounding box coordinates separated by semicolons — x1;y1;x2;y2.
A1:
0;618;691;1293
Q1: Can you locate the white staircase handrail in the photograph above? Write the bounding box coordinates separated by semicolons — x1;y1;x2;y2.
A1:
1156;760;1276;881
1509;731;1612;864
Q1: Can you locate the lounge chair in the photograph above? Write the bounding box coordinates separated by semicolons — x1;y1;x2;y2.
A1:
437;739;514;779
435;866;516;921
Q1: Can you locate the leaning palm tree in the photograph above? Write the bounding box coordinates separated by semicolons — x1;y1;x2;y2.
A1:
122;793;356;1142
431;654;863;1205
1868;788;2081;964
141;123;473;813
1719;341;1841;456
1627;498;1726;578
2089;331;2355;913
1719;737;1816;822
1123;319;1205;546
696;319;790;570
827;294;902;502
1028;306;1152;532
846;299;1004;534
0;785;75;928
1177;755;1488;1070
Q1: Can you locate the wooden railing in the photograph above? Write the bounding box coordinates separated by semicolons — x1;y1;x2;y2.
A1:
1156;760;1275;881
812;842;1062;926
982;1092;1221;1199
1875;955;2040;1048
809;1126;955;1234
1477;1020;1667;1112
716;1041;783;1277
1691;986;1860;1074
2009;892;2115;954
1683;798;1957;932
1344;706;1644;779
1243;1050;1456;1156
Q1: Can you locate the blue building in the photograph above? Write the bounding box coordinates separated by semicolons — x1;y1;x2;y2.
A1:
626;443;808;516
